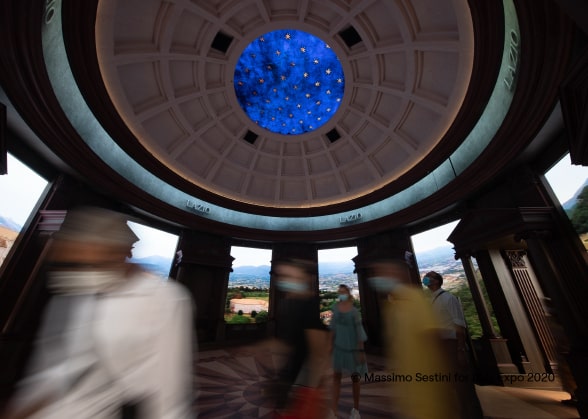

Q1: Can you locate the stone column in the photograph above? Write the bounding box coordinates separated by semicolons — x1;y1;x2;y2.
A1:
459;255;511;384
450;246;520;385
474;249;527;373
353;230;417;349
460;255;497;339
488;249;546;373
174;230;233;344
504;250;559;371
522;229;588;414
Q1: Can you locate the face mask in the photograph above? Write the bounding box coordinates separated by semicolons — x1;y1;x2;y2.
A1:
368;276;400;293
422;276;431;286
276;279;308;293
48;269;125;295
338;294;349;302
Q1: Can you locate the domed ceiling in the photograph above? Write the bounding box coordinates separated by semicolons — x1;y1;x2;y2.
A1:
94;0;474;209
36;0;524;236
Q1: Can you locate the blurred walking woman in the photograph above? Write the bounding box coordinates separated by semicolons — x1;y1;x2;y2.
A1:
329;285;367;419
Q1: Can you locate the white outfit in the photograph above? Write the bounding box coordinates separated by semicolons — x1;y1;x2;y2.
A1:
8;268;195;419
429;288;466;340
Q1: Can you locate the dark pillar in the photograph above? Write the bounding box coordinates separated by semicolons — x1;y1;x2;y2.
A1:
447;166;588;412
174;230;233;344
458;255;511;384
522;228;588;414
524;175;588;415
474;249;527;374
353;230;417;349
460;256;497;339
504;249;559;372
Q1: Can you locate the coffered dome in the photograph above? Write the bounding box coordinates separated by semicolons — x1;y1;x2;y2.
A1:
94;0;474;208
12;0;571;240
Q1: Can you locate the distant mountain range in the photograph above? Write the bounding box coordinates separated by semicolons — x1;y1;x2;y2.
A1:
562;178;588;210
231;260;355;277
132;255;174;278
226;246;457;287
0;210;459;283
230;264;271;277
2;177;585;281
0;215;22;232
0;211;458;282
415;245;455;266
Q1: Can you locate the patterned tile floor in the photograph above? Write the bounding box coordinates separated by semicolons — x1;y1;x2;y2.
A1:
194;341;581;419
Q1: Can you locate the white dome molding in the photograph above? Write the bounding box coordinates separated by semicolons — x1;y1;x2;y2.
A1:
96;0;473;208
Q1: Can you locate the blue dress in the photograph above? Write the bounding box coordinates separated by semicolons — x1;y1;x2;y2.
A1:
330;303;368;375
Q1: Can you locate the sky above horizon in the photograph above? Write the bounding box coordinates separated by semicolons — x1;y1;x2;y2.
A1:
2;153;587;265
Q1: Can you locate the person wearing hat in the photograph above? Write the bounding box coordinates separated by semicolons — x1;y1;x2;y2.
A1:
3;206;195;419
